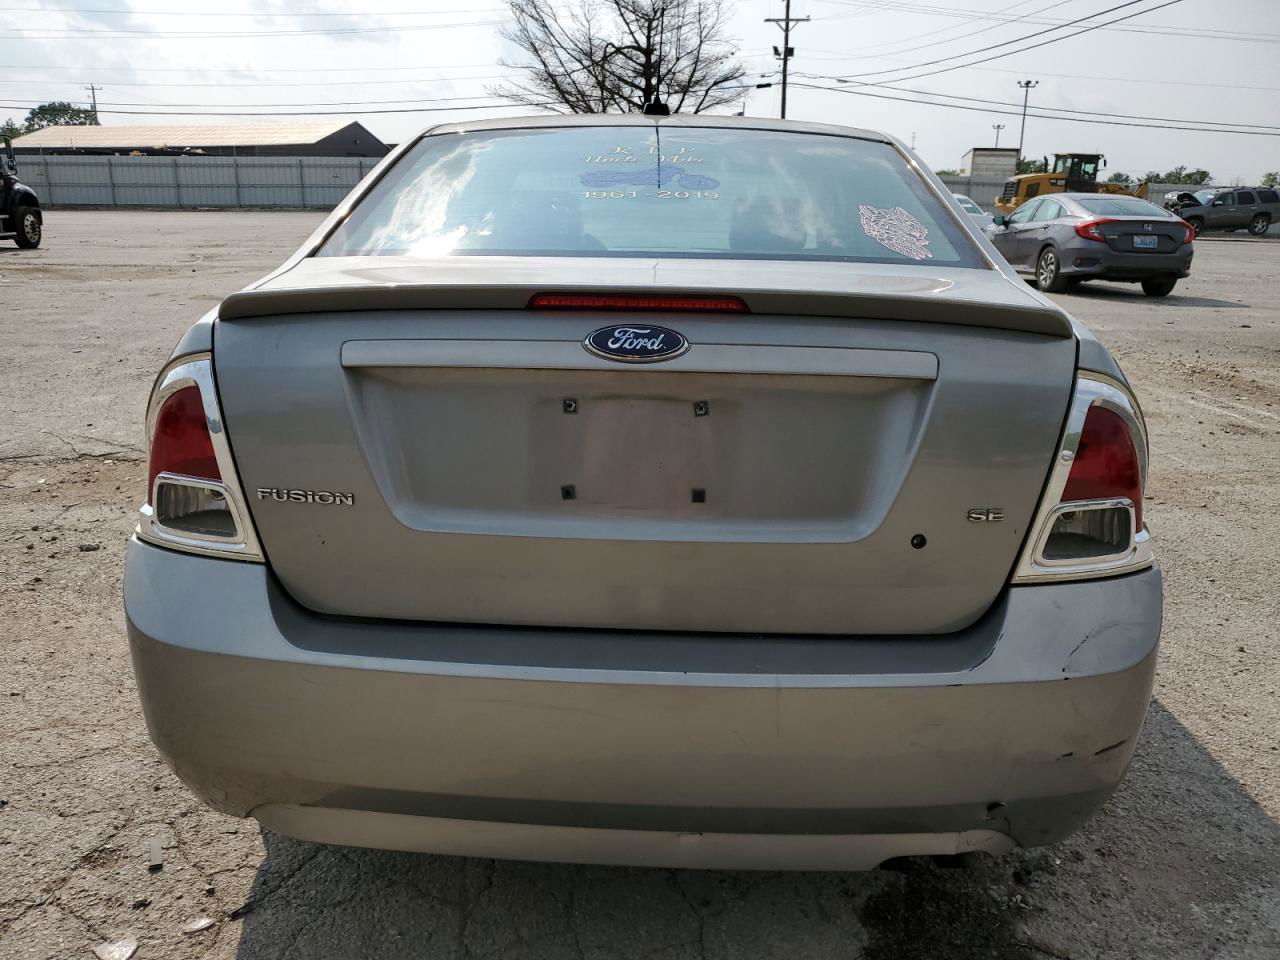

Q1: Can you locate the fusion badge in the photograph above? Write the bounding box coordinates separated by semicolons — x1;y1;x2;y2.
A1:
257;487;354;506
584;324;690;363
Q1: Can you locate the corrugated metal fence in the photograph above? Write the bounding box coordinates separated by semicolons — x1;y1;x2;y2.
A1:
941;177;1222;213
15;156;1211;214
18;155;382;209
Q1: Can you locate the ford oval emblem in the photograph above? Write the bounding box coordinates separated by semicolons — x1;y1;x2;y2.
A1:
583;324;690;363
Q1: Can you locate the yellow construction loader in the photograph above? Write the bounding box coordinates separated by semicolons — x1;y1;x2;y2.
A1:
995;153;1149;215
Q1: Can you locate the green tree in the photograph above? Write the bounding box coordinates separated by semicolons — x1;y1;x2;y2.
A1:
934;168;961;177
1262;171;1279;188
1016;157;1047;174
1158;165;1212;185
1106;171;1134;185
22;101;99;132
0;117;22;139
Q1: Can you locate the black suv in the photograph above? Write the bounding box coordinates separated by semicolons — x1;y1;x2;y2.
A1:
1;136;42;248
1169;187;1278;237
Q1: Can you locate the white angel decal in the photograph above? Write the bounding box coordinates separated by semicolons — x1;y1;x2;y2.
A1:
859;205;934;260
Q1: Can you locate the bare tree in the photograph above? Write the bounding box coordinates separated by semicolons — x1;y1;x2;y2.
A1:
493;0;747;114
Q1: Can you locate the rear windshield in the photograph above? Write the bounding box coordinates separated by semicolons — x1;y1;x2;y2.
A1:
953;195;982;214
1075;196;1175;218
319;126;982;267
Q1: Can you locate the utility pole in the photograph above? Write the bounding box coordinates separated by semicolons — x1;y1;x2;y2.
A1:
85;84;100;123
766;0;809;120
1016;80;1038;160
992;123;1006;147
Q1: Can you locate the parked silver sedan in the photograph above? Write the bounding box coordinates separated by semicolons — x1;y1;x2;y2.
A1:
952;192;994;229
988;192;1194;296
125;116;1160;871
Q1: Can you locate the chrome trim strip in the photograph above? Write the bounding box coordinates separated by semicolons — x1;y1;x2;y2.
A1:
340;340;940;380
884;134;1005;274
1011;374;1153;584
136;354;264;562
148;472;248;545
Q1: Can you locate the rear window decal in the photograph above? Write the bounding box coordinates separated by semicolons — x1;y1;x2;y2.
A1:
859;205;933;260
580;164;720;191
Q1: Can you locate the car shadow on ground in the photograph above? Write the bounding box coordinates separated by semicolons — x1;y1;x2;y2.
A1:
230;700;1279;960
1059;283;1248;309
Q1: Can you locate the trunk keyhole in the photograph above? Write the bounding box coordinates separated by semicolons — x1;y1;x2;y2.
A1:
693;401;709;417
561;485;576;501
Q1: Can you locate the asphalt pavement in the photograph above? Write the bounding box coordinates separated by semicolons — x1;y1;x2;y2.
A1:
1;212;1277;960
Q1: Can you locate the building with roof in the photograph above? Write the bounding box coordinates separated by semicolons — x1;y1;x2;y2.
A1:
961;148;1020;181
10;121;389;158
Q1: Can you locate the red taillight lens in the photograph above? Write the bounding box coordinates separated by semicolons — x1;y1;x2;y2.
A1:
1178;219;1195;244
1061;405;1143;529
529;293;749;312
147;385;220;498
1073;218;1116;242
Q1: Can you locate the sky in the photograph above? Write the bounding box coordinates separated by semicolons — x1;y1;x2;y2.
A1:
1;0;1277;184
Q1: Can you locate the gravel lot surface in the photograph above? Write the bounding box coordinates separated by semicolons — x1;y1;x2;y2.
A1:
2;212;1277;960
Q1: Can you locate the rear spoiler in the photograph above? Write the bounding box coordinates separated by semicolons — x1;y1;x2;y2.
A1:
218;283;1073;338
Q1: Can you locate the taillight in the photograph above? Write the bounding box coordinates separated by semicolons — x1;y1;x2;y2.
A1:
148;385;220;495
138;355;262;561
1178;219;1195;244
1061;405;1142;530
1073;218;1116;242
529;293;749;312
1013;375;1153;582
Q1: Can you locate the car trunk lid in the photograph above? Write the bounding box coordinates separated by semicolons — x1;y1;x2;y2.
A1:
214;257;1076;635
1096;217;1188;254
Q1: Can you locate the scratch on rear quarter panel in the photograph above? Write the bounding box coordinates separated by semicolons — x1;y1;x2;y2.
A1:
1063;633;1093;672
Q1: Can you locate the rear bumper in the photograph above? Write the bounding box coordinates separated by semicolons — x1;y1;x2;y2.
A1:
125;538;1161;870
1062;246;1193;280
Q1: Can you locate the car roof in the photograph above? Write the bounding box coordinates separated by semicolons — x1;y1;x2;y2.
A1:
1053;193;1159;201
1045;194;1183;218
419;113;892;144
1051;193;1168;210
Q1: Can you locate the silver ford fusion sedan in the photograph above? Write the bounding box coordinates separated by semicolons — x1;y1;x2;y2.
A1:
125;115;1160;871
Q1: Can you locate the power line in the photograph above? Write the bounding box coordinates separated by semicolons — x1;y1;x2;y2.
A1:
0;93;519;109
0;19;507;40
787;81;1280;137
822;0;1079;58
0;73;519;89
0;99;555;118
0;5;505;15
788;55;1280;93
0;61;504;73
797;76;1280;131
821;0;1188;81
804;0;1276;44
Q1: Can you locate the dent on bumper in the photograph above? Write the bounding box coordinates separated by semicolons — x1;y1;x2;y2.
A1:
125;538;1161;867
